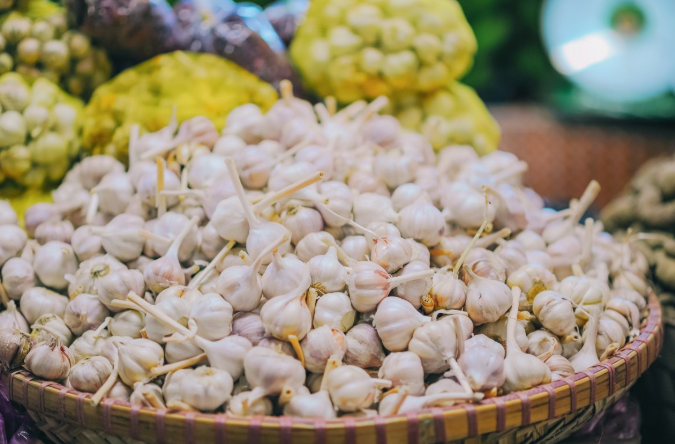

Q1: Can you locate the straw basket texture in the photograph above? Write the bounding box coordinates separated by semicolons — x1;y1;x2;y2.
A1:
1;293;662;444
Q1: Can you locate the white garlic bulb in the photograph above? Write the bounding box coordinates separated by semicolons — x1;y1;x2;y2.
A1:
282;204;324;245
532;291;575;336
353;193;398;227
109;310;145;338
232;312;265;345
0;224;27;267
343;323;386;369
33;241;78;290
244;347;306;397
295;231;334;262
67;254;127;298
71;226;104;261
324;365;391;412
502;287;551;393
24;340;73;380
340;235;369;261
506;264;557;310
227;391;274;417
373;297;430;351
308;247;348;294
545;355;575;381
20;287;69;324
370;235;413;273
163;366;233;411
397;200;444;247
464;266;512;325
189;293;233;341
260;272;312;342
262;252;309;299
64;293;110;335
130;383;166;408
300;325;347;373
31;314;73;345
459;335;505;392
283;391;336;418
527;330;562;357
69;329;109;363
477;316;529;352
108;380;132;402
117;338;164;386
0;301;29;332
69;356;113;393
313;292;355;332
98;269;146;312
379;352;425;395
1;257;34;300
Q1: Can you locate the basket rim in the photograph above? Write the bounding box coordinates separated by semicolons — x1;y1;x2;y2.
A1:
2;293;663;443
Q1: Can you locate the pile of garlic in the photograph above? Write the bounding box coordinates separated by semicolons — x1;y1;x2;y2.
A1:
0;81;651;417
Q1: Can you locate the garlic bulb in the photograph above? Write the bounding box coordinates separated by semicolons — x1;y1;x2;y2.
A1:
527;330;562;357
308;247;347;294
20;287;69;324
187;293;233;341
259;337;297;357
67;255;127;298
0;225;27;267
93;214;148;262
313;292;355;332
1;258;34;300
71;226;104;261
217;234;290;311
477;316;529;352
373;297;430;351
283;391;336;418
130;383;166;408
244;347;306;397
502;287;551;393
317;181;353;227
370;235;413;273
144;216;199;293
459;335;505;392
300;326;347;373
532;291;575;336
262;252;310;299
0;200;18;225
151;212;200;262
391;184;428;212
227;391;274;417
353;193;398;227
348;261;433;312
24;340;72;380
570;307;602;372
506;264;557;310
108;380;132;402
163;366;233;411
117;338;164;386
69;329;109;363
282;204;324;245
545;355;575;381
64;293;110;335
379;352;425;395
0;329;32;369
98;269;145;312
69;356;113;393
260;272;312;342
31;314;73;346
33;241;78;290
340;235;369;261
232;312;266;345
295;231;334;262
464;266;512;325
397;200;444;247
109;310;145;338
343;323;386;369
495;240;528;277
325;364;391;412
0;301;29;332
464;249;506;283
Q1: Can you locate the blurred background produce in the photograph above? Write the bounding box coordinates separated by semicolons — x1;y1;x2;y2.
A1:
65;0;298;91
81;51;278;161
0;72;82;195
0;0;111;98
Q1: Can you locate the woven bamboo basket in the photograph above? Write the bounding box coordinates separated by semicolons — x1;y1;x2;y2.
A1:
1;293;662;444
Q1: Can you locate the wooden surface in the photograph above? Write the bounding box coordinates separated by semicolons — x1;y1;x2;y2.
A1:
491;105;675;208
3;294;662;444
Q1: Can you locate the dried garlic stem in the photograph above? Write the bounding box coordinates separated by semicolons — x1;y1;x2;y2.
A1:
288;334;305;367
252;172;325;212
152;353;207;376
0;281;9;307
126;292;192;337
188;240;236;290
453;193;490;278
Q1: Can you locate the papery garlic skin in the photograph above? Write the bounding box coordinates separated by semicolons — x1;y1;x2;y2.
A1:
507;264;557;310
67;255;127;299
341;235;369;261
374;297;430;352
283;391;336;418
109;310;145;338
189;293;233;341
1;258;35;300
325;365;387;412
464;267;512;325
0;301;29;332
394;261;432;308
300;326;347;373
397;201;444;247
24;341;72;380
0;329;33;369
262;253;309;299
231;312;266;345
64;293;110;336
69;329;109;363
532;291;575;337
308;247;347;294
117;338;164;386
196;335;252;379
20;287;69;325
313;292;355;332
163;366;233;411
33;241;78;290
244;347;306;396
69;356;113;393
108;380;132;402
227;391;274;417
379;352;425;395
527;330;562;357
31;314;74;346
343;323;386;369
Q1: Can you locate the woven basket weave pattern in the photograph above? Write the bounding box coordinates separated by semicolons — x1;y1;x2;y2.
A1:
2;294;662;444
